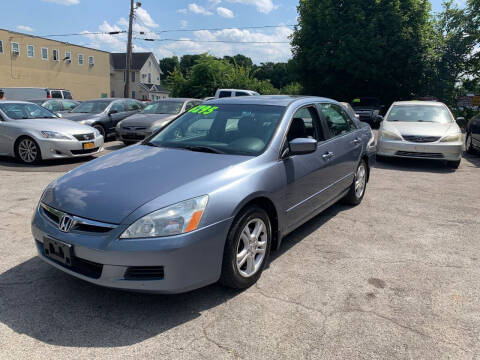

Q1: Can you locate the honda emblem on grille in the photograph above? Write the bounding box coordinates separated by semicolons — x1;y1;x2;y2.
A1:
59;214;74;232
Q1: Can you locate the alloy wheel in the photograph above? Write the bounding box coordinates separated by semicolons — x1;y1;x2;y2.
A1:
355;164;367;198
18;139;38;163
236;218;268;278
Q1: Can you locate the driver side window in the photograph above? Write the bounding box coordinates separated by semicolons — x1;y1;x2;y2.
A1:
111;102;125;113
287;106;324;142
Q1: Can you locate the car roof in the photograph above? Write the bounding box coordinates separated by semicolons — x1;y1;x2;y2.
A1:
392;101;445;106
206;95;333;107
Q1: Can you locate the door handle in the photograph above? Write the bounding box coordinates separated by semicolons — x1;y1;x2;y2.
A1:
322;151;334;160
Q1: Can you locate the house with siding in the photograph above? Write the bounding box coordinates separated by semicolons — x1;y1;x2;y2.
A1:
110;52;169;101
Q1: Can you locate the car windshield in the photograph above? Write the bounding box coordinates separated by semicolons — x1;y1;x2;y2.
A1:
27;100;46;105
0;103;57;119
387;105;453;124
142;101;184;114
71;100;111;114
146;104;285;156
352;98;380;107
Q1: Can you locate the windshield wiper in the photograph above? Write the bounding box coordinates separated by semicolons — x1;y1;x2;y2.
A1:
182;145;224;154
143;141;161;147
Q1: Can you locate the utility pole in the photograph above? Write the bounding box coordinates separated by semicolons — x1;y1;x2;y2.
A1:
124;0;140;98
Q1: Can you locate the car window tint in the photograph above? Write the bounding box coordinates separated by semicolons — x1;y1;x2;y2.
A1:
289;106;324;141
45;101;62;112
236;92;249;97
219;91;231;98
111;101;125;112
50;90;62;98
62;91;72;99
319;104;353;138
62;101;78;111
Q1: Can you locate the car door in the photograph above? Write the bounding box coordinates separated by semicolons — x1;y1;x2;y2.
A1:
106;101;127;131
471;114;480;147
317;103;363;197
280;105;339;231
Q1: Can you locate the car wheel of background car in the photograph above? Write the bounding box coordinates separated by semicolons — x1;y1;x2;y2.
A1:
93;124;106;139
220;205;272;289
466;133;476;154
343;160;367;205
447;160;461;169
15;136;41;164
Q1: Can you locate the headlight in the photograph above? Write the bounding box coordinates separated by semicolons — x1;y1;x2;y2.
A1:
440;133;462;142
120;195;209;239
40;131;72;140
380;130;403;141
92;128;101;137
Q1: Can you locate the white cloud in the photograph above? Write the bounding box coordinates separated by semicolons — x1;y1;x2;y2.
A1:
42;0;79;5
17;25;34;32
226;0;275;13
82;21;126;52
178;8;188;14
217;7;234;18
135;7;158;28
180;20;188;29
188;3;213;15
209;0;222;5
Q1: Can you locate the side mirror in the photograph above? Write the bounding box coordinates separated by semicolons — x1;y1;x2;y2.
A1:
289;138;317;156
108;109;118;115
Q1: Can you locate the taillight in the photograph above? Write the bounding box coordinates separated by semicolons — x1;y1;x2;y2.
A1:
47;93;51;99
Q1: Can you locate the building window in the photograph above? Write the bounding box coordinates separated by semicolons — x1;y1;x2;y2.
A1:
88;55;94;66
27;45;34;58
41;47;48;60
131;71;135;82
78;54;84;65
111;90;115;97
148;73;151;83
11;42;19;56
132;91;136;99
65;51;71;63
0;40;4;54
52;49;59;61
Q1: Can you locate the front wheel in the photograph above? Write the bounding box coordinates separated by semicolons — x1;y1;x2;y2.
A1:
343;160;367;205
220;206;272;289
16;137;41;164
93;124;106;139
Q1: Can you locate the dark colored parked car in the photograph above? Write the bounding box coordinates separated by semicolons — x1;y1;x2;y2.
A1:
27;99;81;114
32;96;375;293
466;112;480;154
116;98;203;145
62;98;144;139
351;97;384;128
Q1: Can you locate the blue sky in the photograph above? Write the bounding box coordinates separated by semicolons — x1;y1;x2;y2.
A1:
0;0;465;64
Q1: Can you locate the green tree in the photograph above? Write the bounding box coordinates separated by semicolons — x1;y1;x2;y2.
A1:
223;54;254;68
179;54;204;76
159;56;179;81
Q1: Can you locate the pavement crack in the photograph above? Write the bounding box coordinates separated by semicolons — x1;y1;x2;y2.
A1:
201;320;243;359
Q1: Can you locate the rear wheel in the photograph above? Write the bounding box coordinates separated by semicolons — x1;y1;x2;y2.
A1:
220;205;272;289
466;133;476;154
343;160;367;205
15;137;41;164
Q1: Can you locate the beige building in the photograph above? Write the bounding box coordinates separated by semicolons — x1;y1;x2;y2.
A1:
110;52;169;101
0;28;110;100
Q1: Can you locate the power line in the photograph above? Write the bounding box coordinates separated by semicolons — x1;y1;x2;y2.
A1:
40;31;127;37
151;24;296;34
134;37;290;44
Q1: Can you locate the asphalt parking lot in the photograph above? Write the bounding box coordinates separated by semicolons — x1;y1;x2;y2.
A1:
0;140;480;359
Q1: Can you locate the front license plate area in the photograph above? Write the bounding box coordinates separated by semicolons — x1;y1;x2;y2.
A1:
44;238;72;266
83;142;95;150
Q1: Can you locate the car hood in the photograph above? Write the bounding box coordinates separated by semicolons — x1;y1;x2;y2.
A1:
383;121;459;137
62;113;103;122
11;118;97;134
42;145;251;224
120;113;175;128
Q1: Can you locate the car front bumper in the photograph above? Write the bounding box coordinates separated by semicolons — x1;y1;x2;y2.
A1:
116;128;153;142
377;138;463;161
37;136;104;160
31;205;232;293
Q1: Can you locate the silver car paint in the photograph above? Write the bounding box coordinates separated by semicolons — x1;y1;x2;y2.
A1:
0;102;104;160
32;96;375;293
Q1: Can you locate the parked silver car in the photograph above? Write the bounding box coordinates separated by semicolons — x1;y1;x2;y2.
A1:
0;101;104;164
116;98;202;144
377;101;463;168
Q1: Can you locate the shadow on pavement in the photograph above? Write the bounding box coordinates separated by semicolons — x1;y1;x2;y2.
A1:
463;153;480;168
0;202;346;348
373;156;457;174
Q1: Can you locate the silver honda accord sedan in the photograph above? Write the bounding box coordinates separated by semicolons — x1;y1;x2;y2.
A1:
0;101;104;164
377;101;463;168
32;96;375;293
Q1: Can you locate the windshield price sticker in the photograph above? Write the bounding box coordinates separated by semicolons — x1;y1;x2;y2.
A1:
189;105;218;115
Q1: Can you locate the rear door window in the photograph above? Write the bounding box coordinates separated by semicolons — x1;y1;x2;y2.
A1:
218;91;232;98
318;103;355;139
62;101;78;111
50;90;62;98
235;91;250;97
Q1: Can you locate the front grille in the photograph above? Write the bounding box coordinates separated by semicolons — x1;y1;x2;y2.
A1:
124;266;165;280
36;240;103;279
122;134;145;140
396;151;444;159
402;135;440;143
122;126;148;131
71;147;99;155
73;133;95;141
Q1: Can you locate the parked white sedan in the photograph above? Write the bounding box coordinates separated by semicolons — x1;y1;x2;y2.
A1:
0;101;104;164
377;101;463;168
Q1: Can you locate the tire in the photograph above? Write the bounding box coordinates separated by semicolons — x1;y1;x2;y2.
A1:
93;124;106;139
220;205;272;289
447;160;461;169
343;160;367;205
466;133;476;155
15;136;41;164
